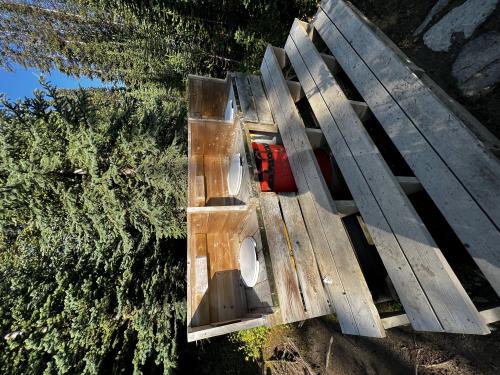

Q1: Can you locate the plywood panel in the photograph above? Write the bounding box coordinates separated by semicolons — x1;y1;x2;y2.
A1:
188;155;204;207
207;232;245;323
204;156;229;205
190;234;210;326
188;75;230;119
189;119;236;156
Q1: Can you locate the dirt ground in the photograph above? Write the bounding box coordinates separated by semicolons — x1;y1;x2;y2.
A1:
263;319;500;375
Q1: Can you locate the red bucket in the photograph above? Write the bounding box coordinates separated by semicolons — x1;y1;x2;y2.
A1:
252;142;333;192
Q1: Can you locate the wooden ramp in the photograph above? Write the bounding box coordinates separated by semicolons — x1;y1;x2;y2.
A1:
186;0;500;341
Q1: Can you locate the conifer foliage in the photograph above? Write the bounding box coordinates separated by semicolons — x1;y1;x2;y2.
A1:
0;84;187;374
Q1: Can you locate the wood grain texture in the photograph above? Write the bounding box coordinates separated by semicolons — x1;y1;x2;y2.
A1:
235;72;259;122
278;193;332;318
261;46;385;337
187;317;267;342
188;75;230;119
191;234;210;326
189;119;236;156
259;193;306;323
320;0;500;229
313;6;500;298
288;20;488;334
248;75;274;123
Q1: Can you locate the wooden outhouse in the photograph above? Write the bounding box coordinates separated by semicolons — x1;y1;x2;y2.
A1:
186;0;500;342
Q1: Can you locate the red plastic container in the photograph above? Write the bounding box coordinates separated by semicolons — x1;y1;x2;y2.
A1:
252;142;333;192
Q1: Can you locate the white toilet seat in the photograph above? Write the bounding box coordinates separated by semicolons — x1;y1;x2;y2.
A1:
239;237;259;287
227;153;242;196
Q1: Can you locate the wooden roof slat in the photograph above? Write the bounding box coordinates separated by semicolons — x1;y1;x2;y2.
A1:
313;5;500;297
261;45;385;337
278;192;333;318
287;20;489;334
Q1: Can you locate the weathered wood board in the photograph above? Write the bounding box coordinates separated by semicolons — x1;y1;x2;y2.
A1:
262;45;385;337
313;4;500;297
287;19;487;334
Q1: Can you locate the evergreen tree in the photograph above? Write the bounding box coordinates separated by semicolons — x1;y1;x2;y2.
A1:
0;0;189;87
0;83;187;374
1;0;318;87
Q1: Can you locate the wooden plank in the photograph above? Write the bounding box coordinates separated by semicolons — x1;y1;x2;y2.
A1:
313;7;500;297
188;155;204;207
261;46;385;337
189;122;205;155
188;77;203;118
206;233;219;323
207;211;229;234
194;175;206;207
305;128;323;149
229;235;249;318
288;21;488;334
204;156;228;205
334;200;358;217
235;73;259;122
215;233;239;322
397;176;422;195
189;212;209;234
246;122;278;134
187;317;267;342
480;306;500;324
320;0;500;229
188;119;236;156
382;306;500;330
349;100;371;121
259;193;306;323
248;75;274;124
191;234;210;326
278;193;332;318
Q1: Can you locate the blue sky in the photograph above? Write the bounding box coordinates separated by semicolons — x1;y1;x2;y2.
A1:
0;63;112;101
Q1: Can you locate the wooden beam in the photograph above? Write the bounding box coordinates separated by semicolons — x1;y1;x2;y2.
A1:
313;5;500;297
187;317;267;342
262;44;385;337
320;0;500;229
278;193;332;318
259;193;306;324
287;20;488;334
245;122;278;134
382;306;500;330
235;72;259;123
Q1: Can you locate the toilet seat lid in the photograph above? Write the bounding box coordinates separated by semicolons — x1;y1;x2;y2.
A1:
227;153;242;196
239;237;259;287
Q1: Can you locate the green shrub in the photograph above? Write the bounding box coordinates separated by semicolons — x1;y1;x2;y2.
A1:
229;326;271;362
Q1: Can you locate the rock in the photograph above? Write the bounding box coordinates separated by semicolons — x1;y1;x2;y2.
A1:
423;0;498;52
413;0;450;36
452;32;500;97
